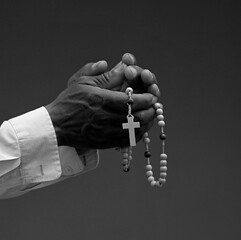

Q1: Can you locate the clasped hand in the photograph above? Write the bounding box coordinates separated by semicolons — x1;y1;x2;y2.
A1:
45;53;160;155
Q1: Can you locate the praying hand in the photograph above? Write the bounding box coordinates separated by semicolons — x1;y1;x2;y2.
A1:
0;53;160;199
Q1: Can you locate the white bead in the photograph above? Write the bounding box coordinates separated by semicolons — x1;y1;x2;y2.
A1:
125;87;133;95
122;159;129;164
156;108;163;115
147;176;154;182
157;115;164;121
146;165;152;170
160;153;167;160
159;178;166;184
144;137;150;144
158;120;165;127
154;103;163;110
150;181;156;187
122;153;129;158
143;132;148;137
128;155;132;161
160;166;167;172
121;147;129;153
155;182;162;187
160;172;167;178
146;170;153;177
160;160;167;166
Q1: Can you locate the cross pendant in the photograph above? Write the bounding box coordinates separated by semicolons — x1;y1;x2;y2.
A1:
122;116;140;146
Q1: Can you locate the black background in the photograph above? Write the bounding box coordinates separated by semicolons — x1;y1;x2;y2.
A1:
0;1;241;240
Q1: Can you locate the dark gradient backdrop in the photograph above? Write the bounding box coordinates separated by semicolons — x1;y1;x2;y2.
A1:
0;1;240;240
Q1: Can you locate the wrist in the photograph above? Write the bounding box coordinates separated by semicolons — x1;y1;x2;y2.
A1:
45;103;63;146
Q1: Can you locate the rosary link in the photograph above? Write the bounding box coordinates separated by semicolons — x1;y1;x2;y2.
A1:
121;87;168;188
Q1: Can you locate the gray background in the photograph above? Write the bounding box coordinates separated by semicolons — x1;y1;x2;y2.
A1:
0;1;241;240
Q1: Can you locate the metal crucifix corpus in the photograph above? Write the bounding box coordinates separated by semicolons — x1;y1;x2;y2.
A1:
122;115;140;146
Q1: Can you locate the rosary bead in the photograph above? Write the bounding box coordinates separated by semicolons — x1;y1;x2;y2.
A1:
158;120;165;127
155;182;162;187
144;137;150;144
148;176;154;182
150;180;156;187
123;167;130;172
146;170;153;177
156;108;163;115
160;160;167;166
122;153;129;158
144;151;151;158
125;87;133;95
159;178;166;184
160;166;167;172
157;115;164;121
154;102;163;109
143;132;149;138
146;164;152;170
160;133;167;140
160;172;167;178
122;159;129;165
121;147;129;153
160;153;167;160
128;155;132;161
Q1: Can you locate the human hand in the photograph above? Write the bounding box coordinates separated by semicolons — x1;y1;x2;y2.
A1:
68;53;160;98
46;54;159;154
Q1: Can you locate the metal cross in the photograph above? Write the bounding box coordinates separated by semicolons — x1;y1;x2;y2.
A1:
122;116;140;146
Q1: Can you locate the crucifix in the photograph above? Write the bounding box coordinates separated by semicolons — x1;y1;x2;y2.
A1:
122;115;140;146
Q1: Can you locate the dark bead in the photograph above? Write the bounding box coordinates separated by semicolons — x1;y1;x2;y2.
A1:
160;133;167;140
144;151;151;158
127;98;134;105
123;166;130;172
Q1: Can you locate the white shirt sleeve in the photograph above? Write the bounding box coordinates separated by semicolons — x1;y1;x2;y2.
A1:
0;107;99;199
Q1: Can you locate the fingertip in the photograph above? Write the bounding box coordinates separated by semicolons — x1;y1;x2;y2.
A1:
148;84;160;98
141;69;154;85
125;66;137;80
122;53;136;65
93;60;108;70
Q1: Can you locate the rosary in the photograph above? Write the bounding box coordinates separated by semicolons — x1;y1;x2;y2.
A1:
121;87;167;188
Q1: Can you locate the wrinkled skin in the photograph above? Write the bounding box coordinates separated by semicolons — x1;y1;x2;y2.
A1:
46;53;160;154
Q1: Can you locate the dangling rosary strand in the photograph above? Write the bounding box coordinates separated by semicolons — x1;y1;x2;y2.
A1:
121;87;167;188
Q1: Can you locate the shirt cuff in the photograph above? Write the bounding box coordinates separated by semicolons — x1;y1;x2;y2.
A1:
8;107;62;184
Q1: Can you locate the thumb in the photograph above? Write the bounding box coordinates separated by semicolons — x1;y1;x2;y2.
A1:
68;60;108;87
93;62;126;89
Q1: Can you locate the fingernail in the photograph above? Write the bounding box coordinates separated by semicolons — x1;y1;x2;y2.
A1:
122;53;135;65
125;66;137;79
93;61;103;68
146;69;153;80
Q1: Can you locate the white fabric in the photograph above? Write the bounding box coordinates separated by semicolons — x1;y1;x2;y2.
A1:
0;107;99;199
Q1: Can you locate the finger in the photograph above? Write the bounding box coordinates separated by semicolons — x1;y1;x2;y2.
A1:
125;65;143;81
141;69;158;85
96;62;127;89
122;53;136;65
133;106;156;126
68;61;108;86
124;66;138;80
102;89;157;112
147;83;160;98
132;93;158;111
124;67;158;94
